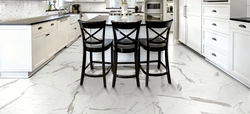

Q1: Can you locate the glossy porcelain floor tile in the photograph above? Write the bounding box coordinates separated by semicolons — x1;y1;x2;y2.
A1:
0;35;250;114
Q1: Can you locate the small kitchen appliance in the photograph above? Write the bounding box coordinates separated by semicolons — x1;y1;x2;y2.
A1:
72;4;80;13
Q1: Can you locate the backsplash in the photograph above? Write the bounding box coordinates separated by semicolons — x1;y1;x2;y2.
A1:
0;0;57;22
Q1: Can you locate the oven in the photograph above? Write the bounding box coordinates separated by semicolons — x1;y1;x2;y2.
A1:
145;1;162;13
145;13;163;21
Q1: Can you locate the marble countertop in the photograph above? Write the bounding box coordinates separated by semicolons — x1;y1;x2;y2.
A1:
230;17;250;23
86;15;147;26
0;14;71;25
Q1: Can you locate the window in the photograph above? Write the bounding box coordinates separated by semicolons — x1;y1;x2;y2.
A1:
107;0;135;8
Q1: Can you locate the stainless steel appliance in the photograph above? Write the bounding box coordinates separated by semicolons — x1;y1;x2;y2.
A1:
203;0;228;2
72;4;80;13
145;13;163;21
145;1;162;13
145;0;163;20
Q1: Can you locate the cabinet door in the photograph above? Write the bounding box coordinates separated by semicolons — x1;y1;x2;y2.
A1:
45;29;57;59
74;23;81;40
186;15;201;53
186;0;202;53
178;0;186;43
230;29;250;84
57;18;69;50
69;23;77;43
32;32;46;70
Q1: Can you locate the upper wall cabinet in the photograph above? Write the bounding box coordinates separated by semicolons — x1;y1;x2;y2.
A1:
65;0;105;2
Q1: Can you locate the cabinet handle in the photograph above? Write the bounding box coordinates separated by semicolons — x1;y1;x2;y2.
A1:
60;18;67;22
74;28;77;30
212;23;217;26
184;5;187;18
46;33;50;36
38;27;42;30
51;23;54;26
239;24;246;28
212;10;217;13
212;53;217;57
212;37;217;41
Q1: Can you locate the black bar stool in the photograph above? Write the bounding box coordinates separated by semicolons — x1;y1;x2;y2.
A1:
111;20;142;87
139;20;173;87
78;20;113;88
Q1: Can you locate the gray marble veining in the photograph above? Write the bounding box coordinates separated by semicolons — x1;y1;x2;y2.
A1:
0;34;250;114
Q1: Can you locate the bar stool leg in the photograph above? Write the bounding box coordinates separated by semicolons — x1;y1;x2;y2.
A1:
157;51;161;69
80;50;87;85
102;51;107;88
90;52;94;70
146;50;150;87
135;49;140;87
165;49;171;84
112;50;118;87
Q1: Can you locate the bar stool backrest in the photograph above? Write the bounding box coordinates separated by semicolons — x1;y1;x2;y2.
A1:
78;20;106;47
146;20;173;45
111;20;142;50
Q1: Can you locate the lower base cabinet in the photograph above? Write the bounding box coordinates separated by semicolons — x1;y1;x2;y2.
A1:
32;31;46;70
230;28;250;86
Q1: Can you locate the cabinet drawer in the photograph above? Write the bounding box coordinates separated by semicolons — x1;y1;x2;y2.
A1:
32;20;57;35
202;29;229;52
202;5;230;19
202;17;230;34
231;21;250;32
203;45;228;69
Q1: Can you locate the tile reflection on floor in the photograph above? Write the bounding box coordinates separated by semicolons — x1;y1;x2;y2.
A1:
0;35;250;114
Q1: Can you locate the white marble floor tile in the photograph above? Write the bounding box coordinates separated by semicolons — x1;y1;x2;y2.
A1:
0;35;250;114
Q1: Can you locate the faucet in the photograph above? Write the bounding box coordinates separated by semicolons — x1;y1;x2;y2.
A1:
58;6;69;15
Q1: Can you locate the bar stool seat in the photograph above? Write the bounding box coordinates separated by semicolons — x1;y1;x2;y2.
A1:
139;38;167;51
85;39;113;52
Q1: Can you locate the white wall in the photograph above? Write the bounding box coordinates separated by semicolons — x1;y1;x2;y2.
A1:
247;0;250;16
0;0;57;22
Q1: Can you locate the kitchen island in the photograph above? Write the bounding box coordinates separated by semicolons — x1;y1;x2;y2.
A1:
84;15;163;63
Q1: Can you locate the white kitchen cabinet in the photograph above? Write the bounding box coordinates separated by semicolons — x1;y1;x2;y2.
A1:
178;0;202;54
32;20;57;70
57;17;69;50
32;28;57;70
201;2;230;71
202;5;230;19
230;21;250;87
45;28;58;59
68;15;81;45
202;17;230;34
68;22;80;44
32;31;46;70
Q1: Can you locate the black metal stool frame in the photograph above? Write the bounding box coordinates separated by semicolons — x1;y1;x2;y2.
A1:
111;20;142;87
139;20;173;86
78;20;113;88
